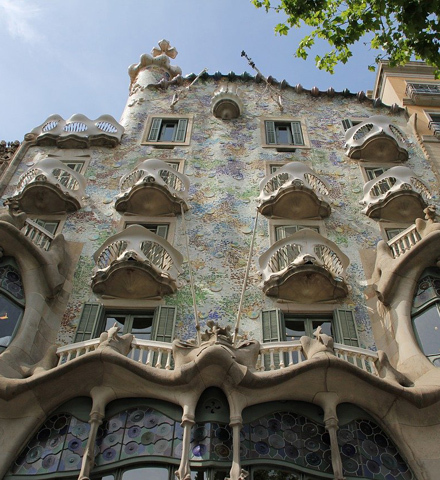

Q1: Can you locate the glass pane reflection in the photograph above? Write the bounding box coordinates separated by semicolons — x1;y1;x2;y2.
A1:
413;305;440;356
122;467;169;479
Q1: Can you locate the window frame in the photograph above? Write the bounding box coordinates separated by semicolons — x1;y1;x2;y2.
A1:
424;111;440;135
0;258;25;352
120;215;176;243
142;114;194;148
269;219;325;246
379;221;412;242
73;304;177;344
260;116;310;151
341;117;368;132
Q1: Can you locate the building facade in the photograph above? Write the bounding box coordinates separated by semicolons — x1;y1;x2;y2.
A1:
1;41;440;480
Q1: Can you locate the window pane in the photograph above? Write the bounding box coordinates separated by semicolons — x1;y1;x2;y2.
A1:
0;295;23;347
275;125;291;144
413;305;440;356
312;320;333;337
285;320;306;341
104;315;125;332
160;122;177;142
131;316;153;340
122;466;169;480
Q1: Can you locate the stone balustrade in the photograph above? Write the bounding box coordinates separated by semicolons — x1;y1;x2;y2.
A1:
28;114;124;148
387;224;422;258
57;337;379;377
21;219;55;251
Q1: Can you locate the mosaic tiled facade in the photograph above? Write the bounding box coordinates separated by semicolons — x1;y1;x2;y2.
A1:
1;43;440;480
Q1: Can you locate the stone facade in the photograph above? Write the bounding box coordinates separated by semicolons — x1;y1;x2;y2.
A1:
0;43;440;480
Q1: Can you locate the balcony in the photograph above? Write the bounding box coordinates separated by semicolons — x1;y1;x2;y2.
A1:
258;162;331;219
360;166;431;222
28;114;124;148
258;228;349;303
115;159;189;216
56;336;379;378
345;115;408;162
405;83;440;107
91;224;183;299
373;212;440;305
428;119;440;138
6;157;86;214
21;219;55;251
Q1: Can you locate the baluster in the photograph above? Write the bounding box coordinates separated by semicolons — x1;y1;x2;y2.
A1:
288;350;293;366
297;348;303;364
269;349;275;370
256;354;262;371
146;349;152;366
165;351;172;370
360;356;367;372
156;349;163;368
279;349;285;369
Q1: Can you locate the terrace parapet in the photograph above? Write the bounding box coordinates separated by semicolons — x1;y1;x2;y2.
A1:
373;210;440;305
27;114;124;148
258;162;331;219
258;228;349;303
360;166;432;222
91;224;183;299
115;159;189;216
6;157;86;214
345;115;408;162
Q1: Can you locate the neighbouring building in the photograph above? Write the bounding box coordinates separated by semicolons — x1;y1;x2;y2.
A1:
1;41;440;480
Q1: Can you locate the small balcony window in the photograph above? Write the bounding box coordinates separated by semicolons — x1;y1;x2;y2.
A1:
426;112;440;136
143;115;193;147
261;117;309;151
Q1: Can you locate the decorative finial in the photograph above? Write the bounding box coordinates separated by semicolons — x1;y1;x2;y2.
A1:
152;39;178;59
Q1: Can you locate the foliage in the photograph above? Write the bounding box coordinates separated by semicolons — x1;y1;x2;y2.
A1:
252;0;440;75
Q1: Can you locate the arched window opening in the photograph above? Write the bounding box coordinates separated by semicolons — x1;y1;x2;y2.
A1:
0;257;25;352
412;267;440;365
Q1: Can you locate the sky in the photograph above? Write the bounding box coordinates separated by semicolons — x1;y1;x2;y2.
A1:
0;0;379;141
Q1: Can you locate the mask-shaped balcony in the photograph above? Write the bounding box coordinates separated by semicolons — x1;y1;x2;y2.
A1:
115;159;190;216
258;228;349;303
360;166;432;222
6;157;86;214
91;225;183;299
345;115;408;162
258;162;331;219
29;114;124;148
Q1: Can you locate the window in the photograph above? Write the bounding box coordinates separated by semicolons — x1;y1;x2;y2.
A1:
73;304;176;344
143;115;193;147
412;268;440;366
0;258;25;352
124;222;169;239
341;118;366;131
364;166;389;181
425;112;440;134
262;309;359;346
275;224;320;241
261;117;309;151
363;166;395;196
384;227;408;241
406;82;440;95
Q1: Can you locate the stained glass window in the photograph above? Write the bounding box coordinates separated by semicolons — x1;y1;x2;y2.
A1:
10;414;90;475
0;258;24;351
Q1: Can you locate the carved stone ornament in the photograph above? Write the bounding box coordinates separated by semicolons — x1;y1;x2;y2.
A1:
211;83;243;120
301;325;336;359
97;323;133;356
172;321;261;371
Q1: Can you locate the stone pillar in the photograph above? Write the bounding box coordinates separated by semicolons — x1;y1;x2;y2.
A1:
77;386;115;480
175;413;195;480
325;415;345;480
77;411;104;480
227;415;248;480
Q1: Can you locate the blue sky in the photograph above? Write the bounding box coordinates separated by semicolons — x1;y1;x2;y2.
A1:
0;0;379;141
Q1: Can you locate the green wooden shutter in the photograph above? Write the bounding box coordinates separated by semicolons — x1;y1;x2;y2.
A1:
74;303;103;342
261;309;286;369
173;119;188;142
342;119;353;131
148;118;162;141
290;121;304;145
265;121;277;144
152;306;176;343
334;309;359;346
